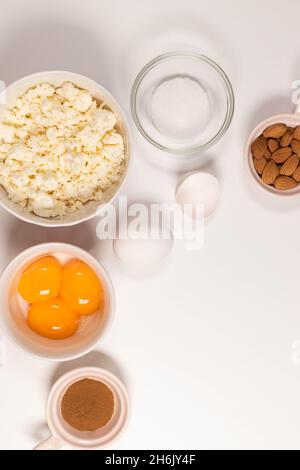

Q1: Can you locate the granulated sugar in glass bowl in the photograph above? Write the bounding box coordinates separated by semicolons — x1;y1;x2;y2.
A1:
151;75;210;141
131;51;234;155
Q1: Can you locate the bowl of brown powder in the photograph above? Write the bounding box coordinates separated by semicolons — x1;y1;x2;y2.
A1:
34;367;130;450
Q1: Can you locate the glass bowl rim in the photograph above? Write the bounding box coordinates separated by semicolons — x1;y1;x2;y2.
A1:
130;51;235;155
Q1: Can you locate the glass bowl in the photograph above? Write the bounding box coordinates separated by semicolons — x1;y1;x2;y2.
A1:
131;51;234;155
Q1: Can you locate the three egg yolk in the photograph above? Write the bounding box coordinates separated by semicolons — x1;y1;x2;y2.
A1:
17;256;104;340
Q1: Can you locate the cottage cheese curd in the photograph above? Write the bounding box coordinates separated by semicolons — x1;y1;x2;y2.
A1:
0;82;125;217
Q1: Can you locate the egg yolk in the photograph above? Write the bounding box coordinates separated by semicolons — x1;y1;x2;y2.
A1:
18;256;62;303
60;259;104;315
27;298;79;340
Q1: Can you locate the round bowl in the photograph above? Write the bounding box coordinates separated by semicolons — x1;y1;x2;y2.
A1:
35;367;130;450
130;51;234;154
0;243;115;361
246;112;300;196
0;71;131;227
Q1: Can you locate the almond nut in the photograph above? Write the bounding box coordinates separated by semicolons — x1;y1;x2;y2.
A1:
293;125;300;141
251;135;268;159
262;160;279;185
253;157;267;175
280;131;293;147
271;146;292;163
274;176;298;190
280;154;300;176
263;123;287;139
264;148;272;159
291;139;300;156
268;139;279;152
292;166;300;182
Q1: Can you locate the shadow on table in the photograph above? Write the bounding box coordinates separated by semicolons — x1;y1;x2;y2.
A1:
4;216;98;265
245;94;294;140
0;19;111;88
50;350;128;389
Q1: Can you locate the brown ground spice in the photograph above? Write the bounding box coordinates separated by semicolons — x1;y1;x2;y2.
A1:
61;378;115;431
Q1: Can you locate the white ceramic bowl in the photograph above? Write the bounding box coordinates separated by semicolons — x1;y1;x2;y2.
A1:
0;71;131;226
0;243;115;361
246;107;300;196
34;367;130;450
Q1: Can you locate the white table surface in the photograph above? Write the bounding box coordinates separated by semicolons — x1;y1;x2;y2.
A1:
1;0;300;450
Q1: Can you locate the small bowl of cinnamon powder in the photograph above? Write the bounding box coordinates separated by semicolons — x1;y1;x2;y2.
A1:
34;367;129;450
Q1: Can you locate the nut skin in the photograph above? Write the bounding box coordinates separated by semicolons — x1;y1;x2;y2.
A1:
293;125;300;141
271;147;292;163
263;123;287;139
262;160;279;185
280;154;300;176
292;166;300;182
264;148;272;160
291;139;300;156
251;135;268;159
253;157;267;175
280;131;293;147
274;176;298;190
268;139;279;152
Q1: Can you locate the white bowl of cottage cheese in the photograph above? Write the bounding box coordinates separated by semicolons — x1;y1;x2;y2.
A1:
0;71;130;226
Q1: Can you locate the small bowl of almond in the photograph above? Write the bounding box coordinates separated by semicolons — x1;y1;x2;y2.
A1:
246;115;300;195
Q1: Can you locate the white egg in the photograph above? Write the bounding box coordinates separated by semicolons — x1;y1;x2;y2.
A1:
113;224;173;268
176;172;220;218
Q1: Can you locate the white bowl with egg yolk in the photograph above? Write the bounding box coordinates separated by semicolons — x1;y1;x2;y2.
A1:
0;242;115;361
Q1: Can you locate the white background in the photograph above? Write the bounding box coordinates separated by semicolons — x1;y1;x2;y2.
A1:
0;0;300;450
